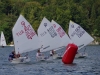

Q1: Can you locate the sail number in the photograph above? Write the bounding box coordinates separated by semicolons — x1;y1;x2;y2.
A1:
71;26;85;38
56;27;65;38
40;31;47;37
16;30;24;36
21;21;35;39
47;26;57;38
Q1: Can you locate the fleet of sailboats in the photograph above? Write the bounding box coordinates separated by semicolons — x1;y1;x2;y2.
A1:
0;14;93;63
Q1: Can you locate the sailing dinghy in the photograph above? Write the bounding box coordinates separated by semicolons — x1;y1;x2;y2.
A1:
68;20;94;58
37;17;62;60
10;15;40;63
51;20;72;59
0;31;7;47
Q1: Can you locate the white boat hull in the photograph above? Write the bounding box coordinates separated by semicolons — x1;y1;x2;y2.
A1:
51;53;88;59
10;57;30;64
47;52;87;59
75;53;88;58
36;54;62;62
36;56;46;61
48;54;62;60
52;54;59;59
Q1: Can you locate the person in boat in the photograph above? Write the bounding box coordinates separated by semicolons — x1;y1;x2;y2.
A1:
50;50;55;56
36;49;46;60
16;52;20;58
9;50;16;61
8;50;20;61
50;50;57;56
49;50;62;59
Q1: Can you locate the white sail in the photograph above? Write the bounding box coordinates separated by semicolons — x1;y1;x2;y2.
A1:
38;17;61;52
68;20;94;50
51;20;71;47
12;15;40;54
0;31;7;46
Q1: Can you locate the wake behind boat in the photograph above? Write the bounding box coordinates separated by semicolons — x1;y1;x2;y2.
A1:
9;14;40;64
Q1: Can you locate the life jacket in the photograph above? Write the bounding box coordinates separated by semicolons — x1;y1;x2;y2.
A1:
9;53;14;59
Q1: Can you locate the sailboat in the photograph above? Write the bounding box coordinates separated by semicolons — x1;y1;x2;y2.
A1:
0;31;7;47
37;17;62;60
10;15;40;63
51;20;72;59
68;20;94;58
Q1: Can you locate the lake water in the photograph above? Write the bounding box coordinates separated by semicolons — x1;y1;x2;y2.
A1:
0;45;100;75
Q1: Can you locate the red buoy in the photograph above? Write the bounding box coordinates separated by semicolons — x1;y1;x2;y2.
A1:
62;43;78;64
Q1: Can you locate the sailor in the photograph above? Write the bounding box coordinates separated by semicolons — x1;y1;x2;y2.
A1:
8;50;20;61
50;50;54;56
49;50;61;59
8;51;15;61
36;49;45;60
50;50;57;56
17;52;20;58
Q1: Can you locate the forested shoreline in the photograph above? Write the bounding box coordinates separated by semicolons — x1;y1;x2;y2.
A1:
0;0;100;45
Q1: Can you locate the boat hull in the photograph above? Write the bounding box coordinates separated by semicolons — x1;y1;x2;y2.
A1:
10;57;30;64
75;53;88;58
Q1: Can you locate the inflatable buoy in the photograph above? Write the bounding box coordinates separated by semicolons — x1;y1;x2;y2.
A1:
62;43;78;64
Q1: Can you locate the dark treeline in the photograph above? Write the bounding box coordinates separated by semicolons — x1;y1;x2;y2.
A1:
0;0;100;44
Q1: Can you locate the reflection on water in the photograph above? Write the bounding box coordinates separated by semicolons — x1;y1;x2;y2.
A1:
0;45;100;75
